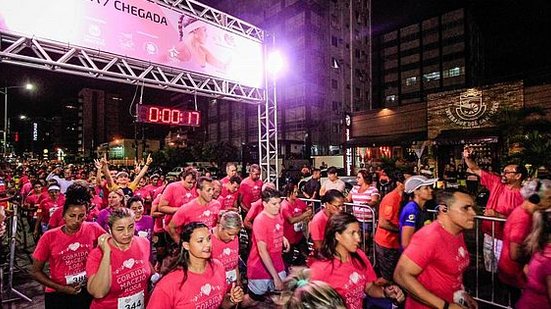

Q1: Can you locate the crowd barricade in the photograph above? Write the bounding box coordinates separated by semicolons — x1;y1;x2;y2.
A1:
426;209;512;309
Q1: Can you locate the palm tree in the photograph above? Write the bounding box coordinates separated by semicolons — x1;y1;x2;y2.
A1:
491;106;551;176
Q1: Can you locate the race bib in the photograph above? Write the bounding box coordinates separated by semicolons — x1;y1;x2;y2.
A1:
65;271;86;285
226;269;237;284
49;206;58;217
118;291;144;309
293;222;303;232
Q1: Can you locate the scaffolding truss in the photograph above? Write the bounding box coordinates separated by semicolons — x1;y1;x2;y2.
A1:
0;0;278;183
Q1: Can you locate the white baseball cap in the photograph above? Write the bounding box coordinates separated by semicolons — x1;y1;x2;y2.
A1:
404;175;437;194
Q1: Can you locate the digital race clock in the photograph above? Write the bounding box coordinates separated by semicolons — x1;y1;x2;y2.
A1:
137;105;201;127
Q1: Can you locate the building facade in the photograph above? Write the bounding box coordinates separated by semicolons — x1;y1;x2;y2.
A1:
202;0;372;159
372;8;482;108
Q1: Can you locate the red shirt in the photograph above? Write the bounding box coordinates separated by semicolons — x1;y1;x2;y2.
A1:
310;250;377;309
247;212;285;280
480;171;523;239
309;209;330;242
160;182;197;231
39;196;65;224
147;260;227;309
32;222;105;292
86;236;151;309
281;198;308;245
498;205;532;287
238;177;263;211
244;199;263;225
403;221;470;309
217;186;238;210
24;193;44;208
374;189;401;249
170;199;221;233
211;230;239;284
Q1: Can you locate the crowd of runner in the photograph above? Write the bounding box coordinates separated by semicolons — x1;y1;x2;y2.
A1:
0;150;549;309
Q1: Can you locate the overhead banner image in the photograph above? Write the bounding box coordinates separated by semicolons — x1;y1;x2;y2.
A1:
0;0;264;88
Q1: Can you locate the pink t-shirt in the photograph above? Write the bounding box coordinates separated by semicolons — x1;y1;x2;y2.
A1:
244;199;263;225
309;209;330;242
146;260;228;309
25;193;43;208
498;206;532;287
32;222;105;292
403;221;471;308
480;171;523;239
160;182;197;231
350;185;379;222
310;250;377;309
211;231;239;284
247;212;285;280
151;194;164;233
170;199;221;233
39;196;65;224
238;177;263;211
86;236;152;309
281;198;308;245
217;186;238;210
48;207;64;229
516;245;551;309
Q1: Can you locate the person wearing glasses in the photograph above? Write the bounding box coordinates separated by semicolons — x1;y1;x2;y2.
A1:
463;147;526;272
394;188;478;309
309;189;345;253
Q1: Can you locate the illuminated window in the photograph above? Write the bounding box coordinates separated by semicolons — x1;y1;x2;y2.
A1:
444;66;463;78
405;76;417;86
423;71;440;81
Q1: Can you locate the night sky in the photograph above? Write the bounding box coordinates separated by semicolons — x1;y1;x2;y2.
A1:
1;0;550;118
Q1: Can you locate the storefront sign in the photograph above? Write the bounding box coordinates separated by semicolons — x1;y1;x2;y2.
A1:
445;89;499;127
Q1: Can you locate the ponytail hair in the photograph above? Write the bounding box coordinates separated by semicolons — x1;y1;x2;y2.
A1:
523;209;551;257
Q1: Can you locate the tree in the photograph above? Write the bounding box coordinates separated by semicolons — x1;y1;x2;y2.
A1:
491;106;551;176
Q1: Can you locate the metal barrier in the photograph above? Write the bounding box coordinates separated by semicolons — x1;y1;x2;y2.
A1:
299;198;377;264
300;200;512;309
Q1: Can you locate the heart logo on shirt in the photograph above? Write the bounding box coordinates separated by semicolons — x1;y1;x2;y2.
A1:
349;272;360;284
458;246;466;258
68;242;80;251
203;210;211;217
253;186;259;190
275;224;281;231
138;231;148;238
201;283;212;296
186;193;192;198
223;248;231;256
123;258;135;269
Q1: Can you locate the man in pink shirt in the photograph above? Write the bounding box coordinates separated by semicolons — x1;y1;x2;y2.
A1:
245;187;289;305
394;189;478;309
158;167;198;233
168;177;219;243
463;147;526;272
238;164;263;215
308;189;344;253
220;162;238;185
217;175;240;211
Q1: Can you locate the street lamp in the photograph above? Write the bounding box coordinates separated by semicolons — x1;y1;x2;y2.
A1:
0;83;34;155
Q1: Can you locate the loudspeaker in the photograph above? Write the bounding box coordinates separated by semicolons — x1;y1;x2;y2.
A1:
528;180;542;204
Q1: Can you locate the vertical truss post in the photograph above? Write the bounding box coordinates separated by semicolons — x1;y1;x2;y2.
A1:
258;34;279;188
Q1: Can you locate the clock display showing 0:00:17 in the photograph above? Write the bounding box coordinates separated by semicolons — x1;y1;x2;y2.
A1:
138;105;201;127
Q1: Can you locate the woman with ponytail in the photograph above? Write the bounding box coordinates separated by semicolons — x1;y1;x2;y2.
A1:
147;222;244;308
517;208;551;308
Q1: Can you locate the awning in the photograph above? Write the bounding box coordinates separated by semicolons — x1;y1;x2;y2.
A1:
346;131;427;147
434;128;501;145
